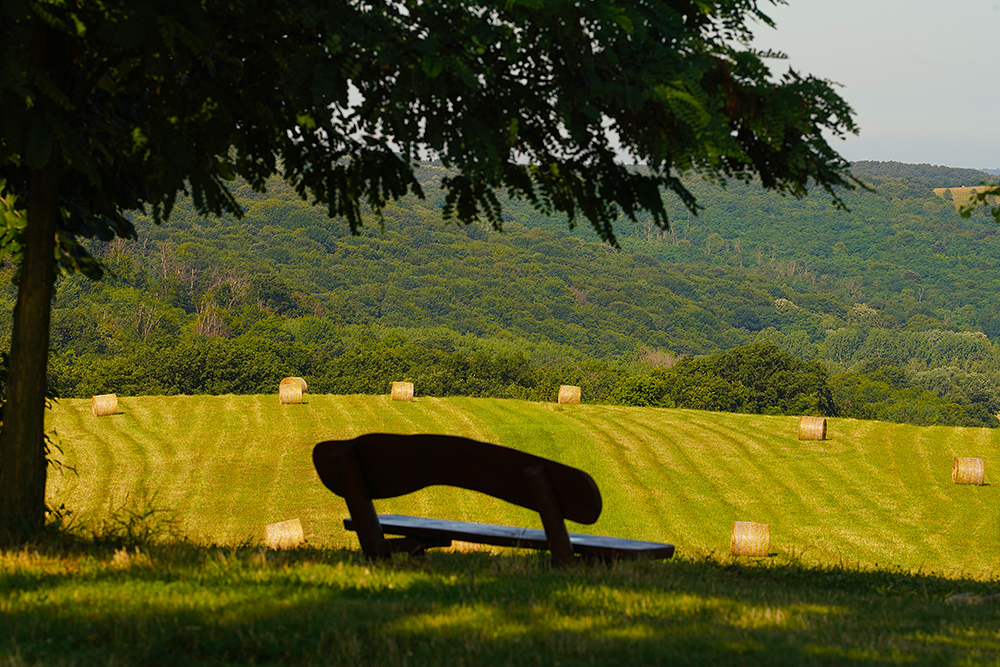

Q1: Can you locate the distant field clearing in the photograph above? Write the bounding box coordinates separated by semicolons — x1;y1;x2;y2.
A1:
46;395;1000;577
934;184;999;206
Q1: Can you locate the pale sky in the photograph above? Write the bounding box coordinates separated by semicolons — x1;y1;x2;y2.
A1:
751;0;1000;170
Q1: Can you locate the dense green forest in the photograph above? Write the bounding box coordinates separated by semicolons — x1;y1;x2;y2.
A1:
3;161;1000;427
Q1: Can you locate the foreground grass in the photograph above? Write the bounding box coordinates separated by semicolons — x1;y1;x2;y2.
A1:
46;395;999;577
2;539;1000;667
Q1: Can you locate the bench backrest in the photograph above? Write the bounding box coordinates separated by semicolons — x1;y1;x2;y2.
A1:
313;433;602;524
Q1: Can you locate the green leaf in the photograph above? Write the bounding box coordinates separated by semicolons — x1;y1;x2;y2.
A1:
132;126;148;151
610;9;633;32
421;54;444;79
69;12;87;36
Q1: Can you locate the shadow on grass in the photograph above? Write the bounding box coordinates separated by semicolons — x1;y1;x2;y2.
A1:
2;530;999;667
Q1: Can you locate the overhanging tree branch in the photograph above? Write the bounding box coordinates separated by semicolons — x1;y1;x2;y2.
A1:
0;0;859;539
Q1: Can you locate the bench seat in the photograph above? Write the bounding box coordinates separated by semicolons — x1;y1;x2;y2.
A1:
347;514;675;560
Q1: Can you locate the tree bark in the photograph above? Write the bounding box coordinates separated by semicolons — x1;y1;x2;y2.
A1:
0;17;63;539
0;163;60;537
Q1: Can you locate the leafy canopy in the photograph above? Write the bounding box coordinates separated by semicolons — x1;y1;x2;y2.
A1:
0;0;858;536
0;0;858;266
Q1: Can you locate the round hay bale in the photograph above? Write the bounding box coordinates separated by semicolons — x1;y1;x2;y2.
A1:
952;457;985;485
798;416;827;440
279;382;303;405
92;394;119;417
265;518;304;549
391;381;414;401
280;376;308;393
558;385;581;405
731;521;770;557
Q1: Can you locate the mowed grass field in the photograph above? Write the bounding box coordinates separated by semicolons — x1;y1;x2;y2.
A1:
934;184;999;206
46;394;999;577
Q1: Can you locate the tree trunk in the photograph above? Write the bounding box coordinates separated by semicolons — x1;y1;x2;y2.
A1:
0;164;60;537
0;16;63;539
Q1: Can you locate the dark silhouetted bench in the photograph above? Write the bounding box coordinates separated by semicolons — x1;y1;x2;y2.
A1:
312;433;675;565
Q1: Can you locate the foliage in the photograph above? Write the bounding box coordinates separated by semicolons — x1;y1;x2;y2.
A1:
961;185;1000;223
852;161;994;194
0;0;862;536
611;342;835;416
832;358;1000;428
45;325;626;405
610;162;1000;338
45;313;999;427
18;160;1000;429
76;162;1000;362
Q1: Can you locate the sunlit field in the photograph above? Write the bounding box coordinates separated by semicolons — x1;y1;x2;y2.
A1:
45;395;999;576
934;184;999;207
1;395;996;666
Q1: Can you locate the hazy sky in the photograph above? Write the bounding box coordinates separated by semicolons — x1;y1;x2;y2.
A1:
750;0;1000;170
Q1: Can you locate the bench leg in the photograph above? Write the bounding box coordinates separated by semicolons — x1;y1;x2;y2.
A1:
524;464;575;566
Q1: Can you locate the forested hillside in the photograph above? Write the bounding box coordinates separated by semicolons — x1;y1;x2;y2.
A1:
3;161;1000;427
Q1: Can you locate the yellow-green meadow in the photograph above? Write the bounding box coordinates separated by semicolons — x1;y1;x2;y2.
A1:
2;394;997;666
46;394;999;576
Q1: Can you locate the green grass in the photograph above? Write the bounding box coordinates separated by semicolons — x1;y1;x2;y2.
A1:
44;395;999;577
2;544;1000;666
3;394;996;665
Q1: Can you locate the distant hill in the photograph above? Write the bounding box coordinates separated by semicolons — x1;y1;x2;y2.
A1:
12;161;1000;353
849;161;993;188
4;160;1000;428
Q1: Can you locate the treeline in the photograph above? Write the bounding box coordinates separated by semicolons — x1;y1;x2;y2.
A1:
611;342;835;416
754;325;996;371
832;359;1000;428
613;342;998;428
44;330;1000;429
47;324;622;404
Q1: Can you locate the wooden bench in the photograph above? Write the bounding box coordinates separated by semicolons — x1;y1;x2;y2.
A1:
312;433;675;565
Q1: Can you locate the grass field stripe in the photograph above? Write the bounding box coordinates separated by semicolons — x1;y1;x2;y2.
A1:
395;397;481;437
788;426;942;568
246;395;295;542
554;409;670;539
640;411;762;522
657;415;822;528
318;394;367;440
42;396;1000;575
60;400;118;525
418;397;500;443
46;399;91;513
651;412;836;555
876;424;965;568
656;413;806;516
561;407;719;541
562;407;744;548
837;421;994;570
